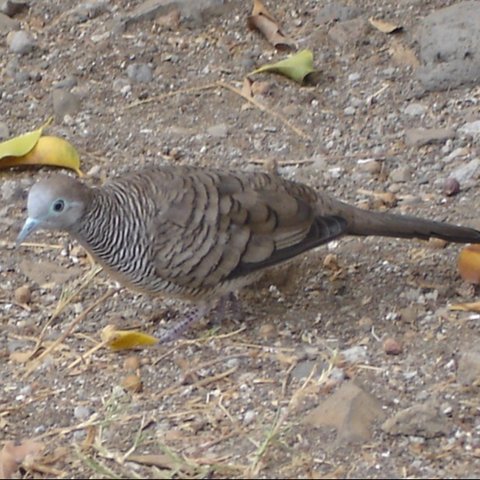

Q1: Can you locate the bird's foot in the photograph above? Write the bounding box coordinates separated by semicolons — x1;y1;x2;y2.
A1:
158;303;211;343
211;292;243;325
159;293;243;343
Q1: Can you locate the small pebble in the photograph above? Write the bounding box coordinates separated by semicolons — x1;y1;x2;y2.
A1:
341;345;368;364
52;89;81;122
251;81;272;96
443;177;460;197
259;323;276;340
7;30;36;54
243;410;256;425
403;103;426;117
357;159;381;174
383;337;403;355
206;123;228;138
0;122;10;140
126;63;153;83
124;355;141;371
389;166;410;183
14;285;31;304
74;405;91;421
344;106;355;116
121;374;143;393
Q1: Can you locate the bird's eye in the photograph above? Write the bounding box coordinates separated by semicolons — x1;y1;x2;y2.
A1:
53;199;65;212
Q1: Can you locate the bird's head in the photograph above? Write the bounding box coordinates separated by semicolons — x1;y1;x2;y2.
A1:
17;175;90;244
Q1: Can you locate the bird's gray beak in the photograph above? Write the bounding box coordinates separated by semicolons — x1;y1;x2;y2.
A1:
16;218;40;246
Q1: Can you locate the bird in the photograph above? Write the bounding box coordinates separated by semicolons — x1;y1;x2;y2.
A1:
17;165;480;340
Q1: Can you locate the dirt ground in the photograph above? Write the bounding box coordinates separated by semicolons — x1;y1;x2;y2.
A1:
2;0;480;478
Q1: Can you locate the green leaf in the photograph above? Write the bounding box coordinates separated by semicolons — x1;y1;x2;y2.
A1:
250;49;317;84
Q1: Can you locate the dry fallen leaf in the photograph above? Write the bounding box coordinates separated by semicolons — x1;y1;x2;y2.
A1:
449;301;480;313
247;0;295;50
458;244;480;284
368;17;403;34
250;49;317;85
9;350;35;363
0;440;44;478
101;325;158;350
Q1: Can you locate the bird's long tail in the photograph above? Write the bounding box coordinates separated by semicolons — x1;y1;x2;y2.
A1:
318;197;480;244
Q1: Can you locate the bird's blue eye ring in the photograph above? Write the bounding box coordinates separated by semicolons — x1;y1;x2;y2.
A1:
53;199;65;212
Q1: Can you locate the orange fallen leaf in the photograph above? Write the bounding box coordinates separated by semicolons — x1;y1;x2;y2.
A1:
247;0;295;50
458;244;480;284
101;325;158;351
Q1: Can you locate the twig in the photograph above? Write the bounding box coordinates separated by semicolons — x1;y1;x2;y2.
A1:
23;288;117;378
24;265;104;365
124;80;310;140
216;80;310;140
124;83;219;109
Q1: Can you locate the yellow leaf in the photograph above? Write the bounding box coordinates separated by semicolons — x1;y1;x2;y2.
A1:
101;325;158;351
458;244;480;284
0;120;49;158
0;136;83;175
368;17;403;34
0;119;83;175
250;49;317;85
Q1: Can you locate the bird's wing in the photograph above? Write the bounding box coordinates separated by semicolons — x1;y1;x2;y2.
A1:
151;169;347;289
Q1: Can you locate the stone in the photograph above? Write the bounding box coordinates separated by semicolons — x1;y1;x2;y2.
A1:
389;166;411;183
383;337;402;355
357;159;381;174
382;401;451;438
0;11;19;33
405;128;455;147
206;123;228;138
73;405;91;421
0;1;28;17
348;72;360;82
0;121;10;141
68;1;110;24
458;120;480;139
449;158;480;183
122;0;230;28
457;348;480;386
417;1;480;90
126;63;153;83
403;103;427;117
53;76;78;90
304;382;386;444
341;346;367;364
7;30;36;54
52;89;82;122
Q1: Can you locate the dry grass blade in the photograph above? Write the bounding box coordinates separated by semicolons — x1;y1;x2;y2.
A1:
216;81;310;139
124;81;310;140
23;287;118;378
22;264;103;365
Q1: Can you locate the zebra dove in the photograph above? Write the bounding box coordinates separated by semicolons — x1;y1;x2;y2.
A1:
17;165;480;340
